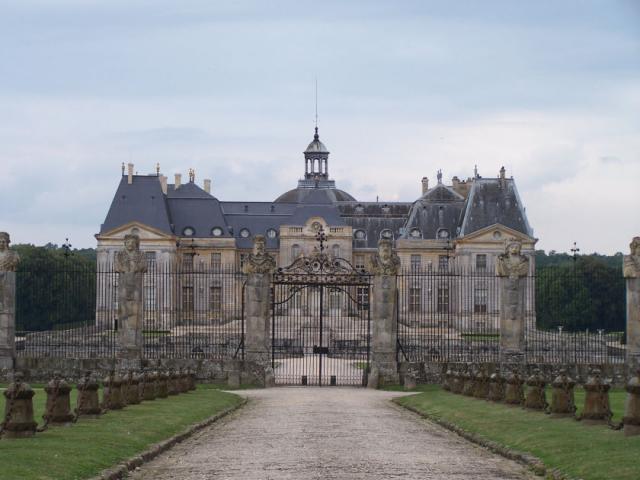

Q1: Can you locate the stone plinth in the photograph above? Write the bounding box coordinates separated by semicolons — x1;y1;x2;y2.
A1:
1;373;37;438
370;274;399;385
43;376;74;426
0;270;16;369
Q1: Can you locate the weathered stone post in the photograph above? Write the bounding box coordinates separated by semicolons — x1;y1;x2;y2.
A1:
0;232;19;370
623;237;640;368
243;235;276;384
622;367;640;436
1;372;37;438
115;234;147;363
549;369;576;417
369;238;401;387
496;239;530;365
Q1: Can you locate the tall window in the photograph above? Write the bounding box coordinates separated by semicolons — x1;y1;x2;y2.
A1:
182;253;194;271
475;254;487;272
211;252;222;271
291;244;301;260
145;251;157;268
182;286;194;312
356;286;369;311
144;285;157;315
331;244;340;258
474;285;488;313
438;255;449;272
410;254;422;271
238;253;247;270
409;287;421;313
437;285;449;313
210;285;222;317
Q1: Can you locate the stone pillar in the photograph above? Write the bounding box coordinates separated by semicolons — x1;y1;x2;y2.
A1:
624;237;640;368
369;239;401;386
0;232;19;370
243;235;276;373
115;234;147;363
496;239;530;364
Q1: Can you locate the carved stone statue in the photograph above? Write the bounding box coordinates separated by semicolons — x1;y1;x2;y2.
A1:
623;237;640;279
496;239;529;359
243;235;276;275
0;232;19;273
496;239;529;279
115;234;147;357
370;239;401;276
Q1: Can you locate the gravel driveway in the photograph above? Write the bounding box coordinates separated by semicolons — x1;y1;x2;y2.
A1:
128;387;535;479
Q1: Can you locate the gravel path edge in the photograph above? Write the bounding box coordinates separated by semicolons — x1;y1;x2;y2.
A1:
89;396;248;480
394;399;575;480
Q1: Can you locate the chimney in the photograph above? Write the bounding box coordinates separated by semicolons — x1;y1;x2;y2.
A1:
203;179;211;194
127;163;134;184
421;177;429;195
175;173;182;189
160;175;168;195
452;176;460;188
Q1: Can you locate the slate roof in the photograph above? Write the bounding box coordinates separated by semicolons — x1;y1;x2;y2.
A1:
274;186;356;203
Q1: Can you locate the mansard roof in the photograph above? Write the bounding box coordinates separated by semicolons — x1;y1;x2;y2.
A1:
100;176;172;235
459;178;533;237
274;186;356;203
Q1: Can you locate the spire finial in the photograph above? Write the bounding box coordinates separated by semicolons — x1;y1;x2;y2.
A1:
314;77;318;130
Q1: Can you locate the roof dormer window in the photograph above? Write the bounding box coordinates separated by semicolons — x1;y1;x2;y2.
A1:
183;227;195;237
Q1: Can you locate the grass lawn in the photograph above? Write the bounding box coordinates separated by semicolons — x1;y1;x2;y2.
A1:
0;384;243;480
396;385;639;480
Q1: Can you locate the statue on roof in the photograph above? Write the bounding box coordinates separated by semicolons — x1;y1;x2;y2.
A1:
437;169;443;184
624;237;640;278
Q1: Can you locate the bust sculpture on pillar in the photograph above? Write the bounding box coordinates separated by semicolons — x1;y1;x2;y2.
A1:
115;234;147;360
624;237;640;366
369;239;401;387
496;239;529;363
243;235;276;375
0;232;19;369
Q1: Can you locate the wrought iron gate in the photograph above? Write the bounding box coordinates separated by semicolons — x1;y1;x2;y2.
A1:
271;238;371;386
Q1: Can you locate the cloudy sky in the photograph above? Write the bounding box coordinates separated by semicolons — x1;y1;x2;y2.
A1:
0;0;638;254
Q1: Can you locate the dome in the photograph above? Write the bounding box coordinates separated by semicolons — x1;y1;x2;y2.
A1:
304;128;329;154
274;187;356;204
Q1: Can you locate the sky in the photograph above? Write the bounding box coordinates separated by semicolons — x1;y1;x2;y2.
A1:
0;0;638;254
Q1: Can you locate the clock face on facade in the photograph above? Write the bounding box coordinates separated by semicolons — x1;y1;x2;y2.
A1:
211;227;223;237
311;221;322;232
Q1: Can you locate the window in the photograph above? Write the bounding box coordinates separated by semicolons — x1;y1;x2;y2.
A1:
238;253;247;269
476;254;487;272
437;285;449;313
183;227;195;237
182;286;194;312
354;255;365;271
410;254;421;271
474;285;488;313
211;227;223;237
438;255;449;271
381;229;393;239
211;252;221;270
356;286;369;311
145;251;157;267
239;228;250;238
266;228;277;239
144;285;157;312
332;244;340;258
291;244;301;260
355;204;364;214
210;285;222;317
409;287;421;313
409;228;421;239
381;204;390;214
437;228;449;239
182;253;194;271
354;229;366;240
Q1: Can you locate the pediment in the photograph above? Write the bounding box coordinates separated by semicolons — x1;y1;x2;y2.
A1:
97;221;175;240
421;184;465;202
458;223;536;244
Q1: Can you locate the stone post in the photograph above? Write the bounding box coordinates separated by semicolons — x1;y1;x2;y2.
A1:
115;234;147;363
243;235;276;379
0;232;19;370
496;239;530;365
623;236;640;368
369;238;401;386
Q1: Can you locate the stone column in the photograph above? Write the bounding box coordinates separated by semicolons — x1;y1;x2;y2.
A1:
0;232;19;370
369;239;401;386
243;235;276;368
115;234;147;362
624;236;640;368
496;239;530;365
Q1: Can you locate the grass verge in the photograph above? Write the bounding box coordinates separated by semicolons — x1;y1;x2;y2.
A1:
395;385;639;480
0;385;243;480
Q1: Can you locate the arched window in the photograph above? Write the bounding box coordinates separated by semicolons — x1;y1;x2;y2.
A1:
292;244;301;259
332;244;340;258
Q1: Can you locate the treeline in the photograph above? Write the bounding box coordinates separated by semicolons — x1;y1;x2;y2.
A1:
13;244;98;332
534;251;626;334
